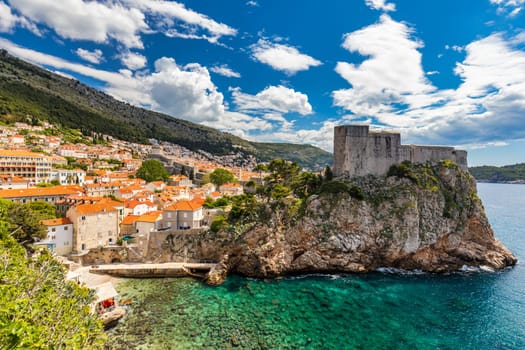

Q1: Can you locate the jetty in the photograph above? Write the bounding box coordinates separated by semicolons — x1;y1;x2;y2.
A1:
89;262;216;278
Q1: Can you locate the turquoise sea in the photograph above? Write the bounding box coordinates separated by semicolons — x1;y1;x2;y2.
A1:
106;183;525;349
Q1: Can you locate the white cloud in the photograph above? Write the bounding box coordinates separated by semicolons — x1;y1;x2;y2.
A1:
334;14;435;117
365;0;396;12
253;120;337;152
490;0;525;16
122;0;237;43
246;1;259;7
140;58;224;122
210;64;241;78
9;0;148;48
251;39;322;75
332;15;525;148
75;48;103;64
445;44;464;52
231;85;313;115
119;51;147;70
7;0;236;48
0;1;18;32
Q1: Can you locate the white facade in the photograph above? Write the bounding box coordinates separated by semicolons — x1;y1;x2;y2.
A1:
50;169;86;185
38;219;73;255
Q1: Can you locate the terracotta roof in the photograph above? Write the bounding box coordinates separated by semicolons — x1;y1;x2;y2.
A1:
121;215;139;225
0;175;27;183
125;199;155;209
72;203;118;215
164;200;202;211
136;211;162;223
0;150;47;158
41;217;72;226
191;198;205;206
220;182;242;188
98;198;124;207
0;186;81;198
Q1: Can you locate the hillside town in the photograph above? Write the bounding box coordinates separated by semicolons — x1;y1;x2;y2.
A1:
0;121;264;258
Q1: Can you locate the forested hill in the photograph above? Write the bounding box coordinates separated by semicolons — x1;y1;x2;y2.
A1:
0;50;332;170
469;163;525;183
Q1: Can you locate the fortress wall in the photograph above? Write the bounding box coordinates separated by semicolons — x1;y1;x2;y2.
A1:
334;125;469;177
333;125;369;177
453;150;468;171
333;125;401;177
364;132;401;176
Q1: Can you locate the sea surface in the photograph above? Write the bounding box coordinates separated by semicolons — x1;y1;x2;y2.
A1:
106;183;525;349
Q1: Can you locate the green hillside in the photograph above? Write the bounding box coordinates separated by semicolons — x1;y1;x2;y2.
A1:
469;163;525;182
0;50;332;170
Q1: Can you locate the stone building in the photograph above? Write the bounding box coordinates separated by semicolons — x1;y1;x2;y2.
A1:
333;125;468;177
67;202;120;253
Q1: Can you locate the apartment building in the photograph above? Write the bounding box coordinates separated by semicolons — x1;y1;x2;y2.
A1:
0;150;53;184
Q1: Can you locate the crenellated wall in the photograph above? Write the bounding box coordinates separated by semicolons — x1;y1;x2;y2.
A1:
333;125;468;177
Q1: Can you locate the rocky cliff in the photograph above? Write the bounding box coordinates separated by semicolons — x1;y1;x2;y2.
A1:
210;162;516;282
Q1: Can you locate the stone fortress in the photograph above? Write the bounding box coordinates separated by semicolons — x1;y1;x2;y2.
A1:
333;125;468;177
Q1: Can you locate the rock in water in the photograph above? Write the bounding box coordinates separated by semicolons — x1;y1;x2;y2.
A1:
205;254;230;285
226;162;517;277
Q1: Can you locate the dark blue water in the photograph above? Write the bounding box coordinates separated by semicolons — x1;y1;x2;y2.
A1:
107;183;525;349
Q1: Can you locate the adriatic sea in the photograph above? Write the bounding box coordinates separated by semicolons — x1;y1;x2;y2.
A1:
106;183;524;349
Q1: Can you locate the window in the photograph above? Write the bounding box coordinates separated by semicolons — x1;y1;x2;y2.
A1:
81;216;86;220
183;213;188;218
64;226;68;230
167;212;172;218
51;228;56;232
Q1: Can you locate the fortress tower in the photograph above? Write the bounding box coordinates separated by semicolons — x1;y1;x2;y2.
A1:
333;125;468;177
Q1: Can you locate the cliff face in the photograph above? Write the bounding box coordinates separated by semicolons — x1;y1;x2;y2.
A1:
223;163;516;279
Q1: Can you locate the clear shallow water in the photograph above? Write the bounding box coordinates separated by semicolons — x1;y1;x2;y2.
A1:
106;183;525;349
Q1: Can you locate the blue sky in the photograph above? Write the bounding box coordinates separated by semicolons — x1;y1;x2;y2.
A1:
0;0;524;166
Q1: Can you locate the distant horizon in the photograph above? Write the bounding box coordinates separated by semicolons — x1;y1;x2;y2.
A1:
0;0;524;166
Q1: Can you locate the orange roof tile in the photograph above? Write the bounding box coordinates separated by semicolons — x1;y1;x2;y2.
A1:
121;215;140;225
136;211;162;223
0;186;81;198
220;182;242;188
191;198;205;206
0;150;47;158
41;218;72;226
72;203;118;215
164;200;202;211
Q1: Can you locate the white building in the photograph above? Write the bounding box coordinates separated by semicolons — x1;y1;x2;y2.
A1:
38;218;73;255
50;169;86;186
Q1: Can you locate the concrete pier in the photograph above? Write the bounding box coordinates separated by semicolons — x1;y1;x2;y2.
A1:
89;262;216;278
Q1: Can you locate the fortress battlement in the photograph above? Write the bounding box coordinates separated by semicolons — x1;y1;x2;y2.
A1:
333;125;468;177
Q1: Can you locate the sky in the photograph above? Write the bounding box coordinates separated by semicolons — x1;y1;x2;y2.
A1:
0;0;524;166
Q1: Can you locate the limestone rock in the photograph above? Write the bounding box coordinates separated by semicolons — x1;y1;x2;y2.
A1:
204;255;230;286
226;164;517;277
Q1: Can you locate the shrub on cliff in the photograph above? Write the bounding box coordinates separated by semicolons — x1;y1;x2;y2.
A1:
319;181;365;200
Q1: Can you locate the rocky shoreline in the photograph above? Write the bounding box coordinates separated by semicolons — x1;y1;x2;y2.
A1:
205;163;517;284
